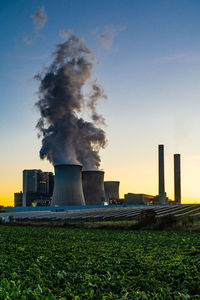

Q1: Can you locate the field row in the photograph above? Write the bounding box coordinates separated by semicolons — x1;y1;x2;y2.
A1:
0;226;199;299
2;204;200;222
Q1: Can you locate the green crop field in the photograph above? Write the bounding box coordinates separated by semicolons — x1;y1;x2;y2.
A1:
0;226;199;299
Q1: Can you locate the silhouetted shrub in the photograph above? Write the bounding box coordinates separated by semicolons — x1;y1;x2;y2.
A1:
157;214;178;230
0;218;5;225
138;209;156;225
8;216;15;222
129;209;157;229
181;215;194;227
0;206;6;213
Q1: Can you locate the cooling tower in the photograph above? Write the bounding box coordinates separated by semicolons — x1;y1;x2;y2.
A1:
51;164;85;206
82;171;106;205
104;181;120;201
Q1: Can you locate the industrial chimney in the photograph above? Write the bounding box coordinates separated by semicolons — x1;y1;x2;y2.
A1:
158;145;167;204
104;181;120;202
174;154;181;204
51;164;85;206
82;171;106;205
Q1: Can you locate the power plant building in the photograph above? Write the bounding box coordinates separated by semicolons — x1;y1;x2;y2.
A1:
15;144;181;208
14;192;23;207
124;193;155;205
22;170;54;207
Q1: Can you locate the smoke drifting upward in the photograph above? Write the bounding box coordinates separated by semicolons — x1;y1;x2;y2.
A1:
32;7;47;34
35;34;107;170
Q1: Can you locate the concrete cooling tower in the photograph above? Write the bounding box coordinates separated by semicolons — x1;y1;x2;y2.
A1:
104;181;120;201
51;164;85;206
82;171;106;205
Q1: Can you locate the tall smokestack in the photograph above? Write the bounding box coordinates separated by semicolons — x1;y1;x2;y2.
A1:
158;144;166;204
174;154;181;204
51;164;85;206
82;171;106;205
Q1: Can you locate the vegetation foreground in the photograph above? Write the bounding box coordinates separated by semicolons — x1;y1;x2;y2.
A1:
0;226;199;299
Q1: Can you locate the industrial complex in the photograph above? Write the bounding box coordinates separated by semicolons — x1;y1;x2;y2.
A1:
14;144;181;208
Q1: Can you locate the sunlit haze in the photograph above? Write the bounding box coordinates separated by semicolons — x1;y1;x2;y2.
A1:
1;0;200;206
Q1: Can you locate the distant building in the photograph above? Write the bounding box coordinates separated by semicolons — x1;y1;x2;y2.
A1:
38;172;49;194
14;192;23;207
22;170;54;206
49;172;54;196
38;171;54;194
32;199;51;207
109;198;124;205
23;169;41;206
153;194;169;205
124;193;155;205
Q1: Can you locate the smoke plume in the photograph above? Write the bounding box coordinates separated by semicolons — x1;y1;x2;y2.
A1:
94;26;125;50
59;29;73;39
35;34;107;170
23;7;47;45
32;7;47;34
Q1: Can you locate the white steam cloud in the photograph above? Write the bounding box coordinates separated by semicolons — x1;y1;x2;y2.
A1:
23;7;47;45
94;25;125;50
35;33;107;170
32;7;47;34
59;29;73;39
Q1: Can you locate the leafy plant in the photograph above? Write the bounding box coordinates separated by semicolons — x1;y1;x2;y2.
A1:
0;226;198;298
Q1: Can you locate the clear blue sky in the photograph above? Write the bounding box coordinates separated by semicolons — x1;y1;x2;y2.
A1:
1;0;200;205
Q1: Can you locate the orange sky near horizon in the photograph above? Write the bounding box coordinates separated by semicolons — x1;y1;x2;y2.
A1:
1;151;200;207
1;187;199;207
